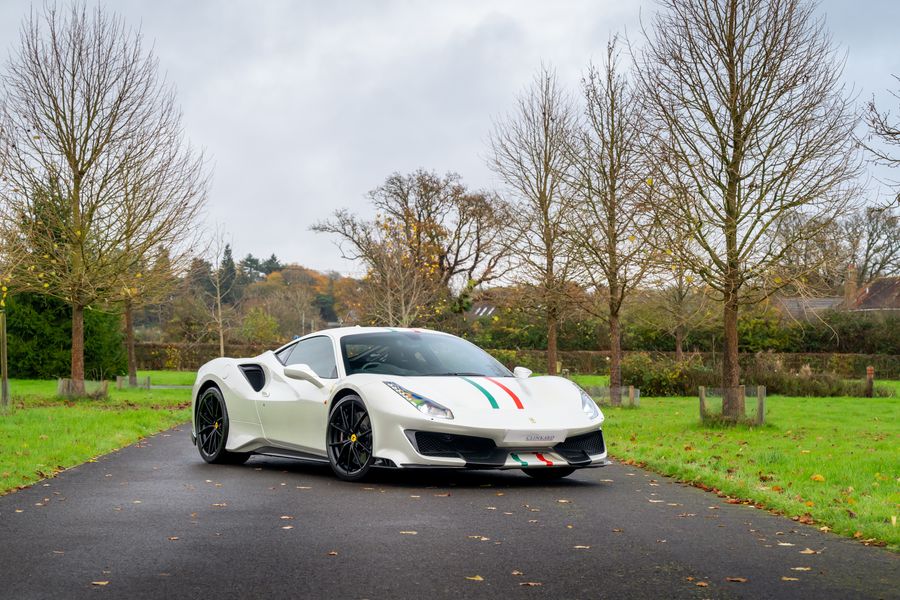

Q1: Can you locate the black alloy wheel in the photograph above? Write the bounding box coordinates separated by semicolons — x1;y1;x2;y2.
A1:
327;395;374;481
523;467;576;480
195;386;250;465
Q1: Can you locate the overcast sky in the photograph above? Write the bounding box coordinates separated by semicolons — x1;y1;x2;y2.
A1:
0;1;897;275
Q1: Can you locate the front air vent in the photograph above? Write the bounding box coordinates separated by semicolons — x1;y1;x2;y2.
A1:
238;364;266;392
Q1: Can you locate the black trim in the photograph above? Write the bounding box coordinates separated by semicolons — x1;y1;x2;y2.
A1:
251;446;329;463
553;430;606;466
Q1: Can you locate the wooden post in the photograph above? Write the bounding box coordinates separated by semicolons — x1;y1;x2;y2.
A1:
756;386;766;426
739;384;745;418
0;310;8;409
865;366;874;398
628;385;635;406
699;386;707;420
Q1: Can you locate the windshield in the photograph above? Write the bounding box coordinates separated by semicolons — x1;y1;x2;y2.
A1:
340;331;512;377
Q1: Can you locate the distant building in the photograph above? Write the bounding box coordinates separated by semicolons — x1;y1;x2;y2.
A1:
774;264;900;320
852;277;900;313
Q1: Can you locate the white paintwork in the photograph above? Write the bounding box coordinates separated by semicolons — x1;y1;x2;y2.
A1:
191;326;607;470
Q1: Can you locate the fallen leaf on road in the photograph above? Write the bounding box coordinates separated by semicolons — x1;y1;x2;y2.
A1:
167;536;179;541
557;499;570;504
410;495;420;498
400;531;417;535
14;509;23;513
799;548;820;555
695;582;708;587
726;577;748;583
528;519;538;523
612;528;623;533
648;499;664;503
280;516;293;520
468;535;490;541
777;542;794;546
485;506;497;510
791;567;811;571
519;582;542;587
327;551;338;556
281;526;293;530
91;581;109;586
466;575;484;581
573;545;591;549
296;486;311;490
434;492;451;497
211;503;227;507
511;570;524;576
781;577;799;581
496;492;505;496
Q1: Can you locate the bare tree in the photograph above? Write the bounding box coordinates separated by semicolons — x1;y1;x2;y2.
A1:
843;206;900;284
866;75;900;206
0;4;207;394
638;0;861;419
489;65;577;375
203;232;237;357
567;39;657;401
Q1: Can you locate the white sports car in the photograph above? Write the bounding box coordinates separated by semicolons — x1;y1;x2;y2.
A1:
191;327;608;481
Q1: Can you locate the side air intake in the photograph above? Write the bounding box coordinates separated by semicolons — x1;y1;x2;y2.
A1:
238;364;266;392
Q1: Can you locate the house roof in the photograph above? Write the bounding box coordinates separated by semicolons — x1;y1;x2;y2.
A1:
852;277;900;311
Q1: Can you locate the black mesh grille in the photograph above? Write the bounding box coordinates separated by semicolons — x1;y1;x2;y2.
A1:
555;430;605;456
413;432;496;457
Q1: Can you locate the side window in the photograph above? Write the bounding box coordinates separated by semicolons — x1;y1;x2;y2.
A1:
275;343;296;365
285;336;338;379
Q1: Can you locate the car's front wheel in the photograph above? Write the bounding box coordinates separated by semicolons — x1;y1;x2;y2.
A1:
327;395;374;481
523;467;576;480
195;386;250;465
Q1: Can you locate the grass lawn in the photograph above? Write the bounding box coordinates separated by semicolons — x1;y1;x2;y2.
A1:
590;390;899;551
138;369;197;386
0;378;192;495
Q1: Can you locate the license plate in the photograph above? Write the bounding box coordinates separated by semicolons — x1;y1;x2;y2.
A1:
503;430;565;444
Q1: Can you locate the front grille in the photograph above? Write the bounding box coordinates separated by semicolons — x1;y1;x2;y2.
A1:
555;430;605;455
413;431;496;458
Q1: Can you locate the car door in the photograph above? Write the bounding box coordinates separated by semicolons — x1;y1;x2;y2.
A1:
258;335;338;455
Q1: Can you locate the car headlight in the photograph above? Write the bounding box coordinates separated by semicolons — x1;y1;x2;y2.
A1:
384;381;454;420
580;389;603;422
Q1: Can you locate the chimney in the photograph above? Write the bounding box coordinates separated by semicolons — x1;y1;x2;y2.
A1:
844;264;857;309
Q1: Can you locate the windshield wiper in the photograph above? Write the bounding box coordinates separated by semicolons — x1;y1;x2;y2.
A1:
427;371;485;377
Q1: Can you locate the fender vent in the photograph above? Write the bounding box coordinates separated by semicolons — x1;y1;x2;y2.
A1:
239;364;266;392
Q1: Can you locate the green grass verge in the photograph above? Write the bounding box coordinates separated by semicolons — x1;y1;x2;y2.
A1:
1;378;191;495
599;393;899;551
138;369;196;386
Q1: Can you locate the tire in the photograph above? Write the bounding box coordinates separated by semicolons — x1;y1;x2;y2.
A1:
327;394;374;482
523;467;576;480
195;386;250;465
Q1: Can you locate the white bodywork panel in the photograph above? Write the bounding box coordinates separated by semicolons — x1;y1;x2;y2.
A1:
191;327;607;469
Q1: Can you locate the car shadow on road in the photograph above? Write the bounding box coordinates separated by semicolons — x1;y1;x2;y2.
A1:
238;455;607;490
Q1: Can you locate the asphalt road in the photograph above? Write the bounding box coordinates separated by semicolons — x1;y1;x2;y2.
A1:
0;425;897;600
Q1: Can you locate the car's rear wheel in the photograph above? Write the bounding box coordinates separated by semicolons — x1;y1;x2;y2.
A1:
196;386;250;465
327;395;374;481
523;467;576;480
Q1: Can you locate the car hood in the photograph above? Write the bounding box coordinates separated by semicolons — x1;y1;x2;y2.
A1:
362;374;592;429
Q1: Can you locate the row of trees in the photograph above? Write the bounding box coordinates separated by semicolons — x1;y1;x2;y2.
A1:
320;0;900;419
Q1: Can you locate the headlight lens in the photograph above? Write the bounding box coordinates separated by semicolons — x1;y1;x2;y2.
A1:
580;389;603;422
384;381;454;420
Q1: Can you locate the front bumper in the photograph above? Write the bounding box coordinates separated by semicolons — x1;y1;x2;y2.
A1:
395;428;607;469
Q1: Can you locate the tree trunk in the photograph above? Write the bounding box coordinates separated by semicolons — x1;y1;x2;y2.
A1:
721;291;743;419
70;303;86;396
124;299;137;386
608;313;622;406
674;325;684;362
216;295;225;357
546;309;558;375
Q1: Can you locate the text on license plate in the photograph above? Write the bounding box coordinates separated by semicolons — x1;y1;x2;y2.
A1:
503;430;565;444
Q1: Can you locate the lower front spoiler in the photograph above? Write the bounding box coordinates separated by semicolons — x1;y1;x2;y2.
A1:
399;457;611;470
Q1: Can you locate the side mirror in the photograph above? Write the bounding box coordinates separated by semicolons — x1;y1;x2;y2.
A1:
513;366;532;379
284;364;325;388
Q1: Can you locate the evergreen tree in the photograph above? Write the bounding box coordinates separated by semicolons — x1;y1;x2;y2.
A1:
220;244;238;304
